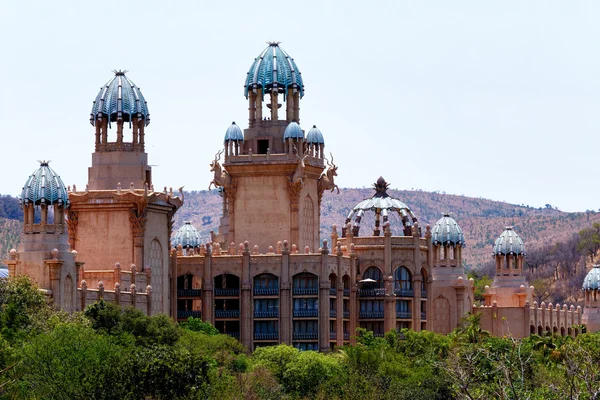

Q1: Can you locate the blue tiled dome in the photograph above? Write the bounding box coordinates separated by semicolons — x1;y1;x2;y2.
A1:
306;125;324;144
224;122;244;142
283;121;304;141
244;42;304;100
583;265;600;290
493;227;525;256
432;214;465;246
90;70;150;127
172;221;201;249
21;161;69;207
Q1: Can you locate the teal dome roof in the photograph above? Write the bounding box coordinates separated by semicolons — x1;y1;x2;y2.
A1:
172;221;201;249
493;227;525;256
224;122;244;142
21;161;69;207
283;121;304;141
432;214;465;246
90;70;150;128
306;125;324;144
244;42;304;100
583;265;600;290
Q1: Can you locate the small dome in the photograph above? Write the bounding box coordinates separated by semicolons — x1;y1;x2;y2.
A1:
493;227;525;256
90;70;150;127
244;42;304;100
224;122;244;142
432;214;465;246
345;177;418;234
306;125;324;144
21;161;69;207
583;265;600;290
172;221;201;249
283;121;304;141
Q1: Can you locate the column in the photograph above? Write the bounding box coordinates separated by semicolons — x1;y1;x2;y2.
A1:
319;241;331;352
202;245;213;325
280;241;291;345
241;244;252;349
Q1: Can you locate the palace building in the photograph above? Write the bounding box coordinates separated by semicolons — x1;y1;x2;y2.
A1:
5;42;586;350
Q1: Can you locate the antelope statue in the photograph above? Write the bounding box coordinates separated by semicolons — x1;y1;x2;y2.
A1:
208;150;231;190
291;145;309;185
318;153;340;194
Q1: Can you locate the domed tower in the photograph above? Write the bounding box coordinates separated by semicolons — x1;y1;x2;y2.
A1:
582;265;600;332
4;161;79;311
213;43;336;252
429;213;472;334
483;227;533;307
88;70;152;190
172;221;202;254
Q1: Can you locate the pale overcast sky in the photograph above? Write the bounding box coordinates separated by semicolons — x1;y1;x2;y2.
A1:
1;1;599;212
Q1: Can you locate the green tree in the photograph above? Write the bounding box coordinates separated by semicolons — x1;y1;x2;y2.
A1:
578;222;600;262
181;317;219;335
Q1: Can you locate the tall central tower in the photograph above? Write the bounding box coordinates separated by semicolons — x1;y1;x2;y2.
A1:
213;43;334;252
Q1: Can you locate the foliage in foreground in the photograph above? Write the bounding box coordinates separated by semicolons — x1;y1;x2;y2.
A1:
1;277;600;399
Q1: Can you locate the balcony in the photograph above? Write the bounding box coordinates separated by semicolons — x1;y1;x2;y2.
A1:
394;289;414;297
421;289;427;298
396;311;412;319
330;310;337;318
343;333;350;340
358;288;385;297
177;289;202;297
343;311;350;319
421;312;426;320
254;310;279;318
254;288;279;296
215;288;239;297
293;309;318;318
330;332;337;340
226;332;240;339
330;287;337;296
293;288;318;296
343;288;350;297
254;332;279;340
215;310;240;318
359;311;384;319
177;310;201;319
293;332;318;340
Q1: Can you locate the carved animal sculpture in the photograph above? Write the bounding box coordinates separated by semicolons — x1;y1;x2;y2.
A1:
318;153;340;194
208;150;231;190
291;145;309;185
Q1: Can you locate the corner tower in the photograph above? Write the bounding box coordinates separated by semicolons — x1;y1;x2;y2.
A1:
212;43;338;252
88;70;151;190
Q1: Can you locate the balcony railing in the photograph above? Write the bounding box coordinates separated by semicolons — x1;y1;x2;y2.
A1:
330;287;337;296
177;310;201;319
293;288;318;296
343;288;350;297
421;312;426;320
421;290;427;298
396;311;412;319
330;332;337;340
293;332;319;340
254;310;279;318
253;288;279;296
343;311;350;319
330;310;337;318
226;332;240;339
374;333;385;338
254;332;279;340
344;333;350;340
293;309;318;318
394;288;414;297
358;288;386;297
215;310;240;318
177;289;202;297
215;288;239;296
359;311;384;319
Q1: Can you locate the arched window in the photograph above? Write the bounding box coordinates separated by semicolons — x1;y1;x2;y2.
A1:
64;275;73;313
253;274;279;295
394;266;413;296
360;267;384;297
293;273;318;295
302;196;314;249
149;239;163;313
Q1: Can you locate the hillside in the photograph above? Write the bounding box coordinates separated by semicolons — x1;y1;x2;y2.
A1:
3;189;600;269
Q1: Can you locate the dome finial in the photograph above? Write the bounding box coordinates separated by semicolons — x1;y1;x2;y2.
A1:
373;177;390;198
112;69;128;76
267;41;281;47
38;160;51;167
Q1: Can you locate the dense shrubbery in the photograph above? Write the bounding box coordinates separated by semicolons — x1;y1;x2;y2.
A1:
0;276;600;399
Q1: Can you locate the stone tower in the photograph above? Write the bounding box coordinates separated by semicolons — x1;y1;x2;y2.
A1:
213;43;336;252
5;161;80;311
68;71;182;315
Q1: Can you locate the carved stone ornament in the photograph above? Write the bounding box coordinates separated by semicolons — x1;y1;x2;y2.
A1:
66;210;79;247
286;180;303;205
130;208;148;237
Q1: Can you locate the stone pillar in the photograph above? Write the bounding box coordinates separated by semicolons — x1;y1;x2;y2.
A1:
280;241;291;345
336;244;344;347
412;224;422;332
293;91;300;123
287;182;302;249
319;241;330;352
202;244;214;324
241;244;252;350
286;91;293;121
384;275;396;334
170;249;178;318
249;92;256;128
46;256;63;309
270;91;278;120
349;244;358;345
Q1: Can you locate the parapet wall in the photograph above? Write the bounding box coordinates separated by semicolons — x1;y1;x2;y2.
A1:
77;280;152;314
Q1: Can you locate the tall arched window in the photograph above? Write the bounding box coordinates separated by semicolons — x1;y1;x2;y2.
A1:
303;196;314;249
64;275;73;313
149;239;163;313
394;266;413;296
